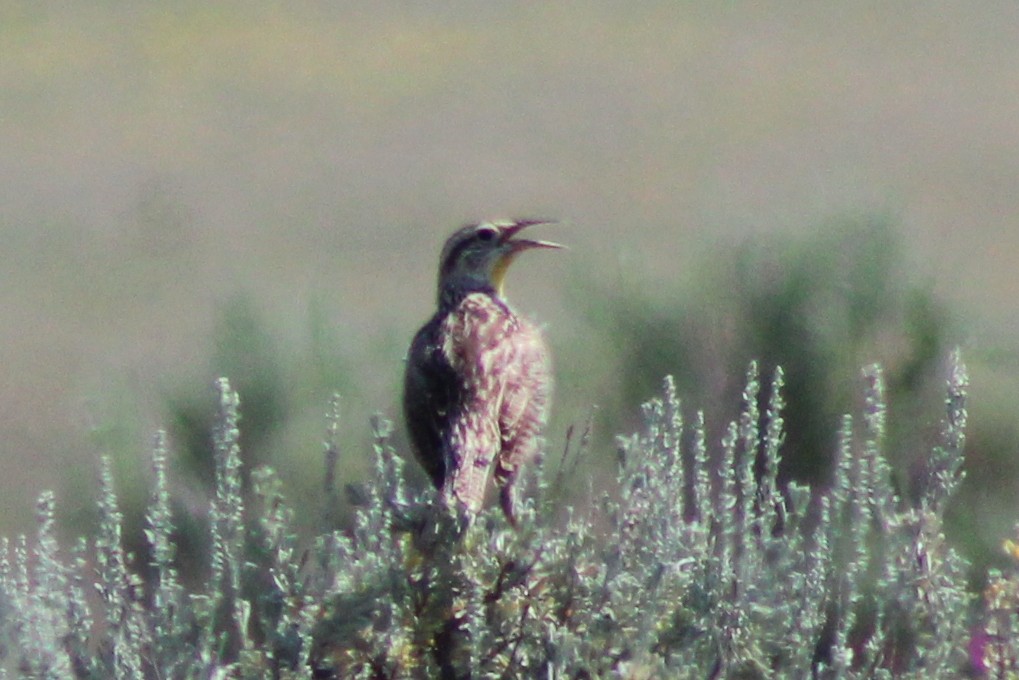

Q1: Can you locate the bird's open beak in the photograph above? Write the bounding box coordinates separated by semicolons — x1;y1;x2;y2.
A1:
499;219;564;252
489;219;563;294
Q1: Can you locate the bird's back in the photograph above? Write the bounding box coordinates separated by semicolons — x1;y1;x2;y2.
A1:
404;291;552;516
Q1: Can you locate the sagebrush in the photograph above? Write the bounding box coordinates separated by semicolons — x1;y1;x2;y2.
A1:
2;352;1015;679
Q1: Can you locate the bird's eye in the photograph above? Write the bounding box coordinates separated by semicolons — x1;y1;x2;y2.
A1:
476;227;498;242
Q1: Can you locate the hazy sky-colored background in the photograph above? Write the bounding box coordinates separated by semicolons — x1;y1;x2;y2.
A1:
2;2;1018;535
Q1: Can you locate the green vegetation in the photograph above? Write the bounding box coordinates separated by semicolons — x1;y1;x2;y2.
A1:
5;352;1011;678
583;216;948;487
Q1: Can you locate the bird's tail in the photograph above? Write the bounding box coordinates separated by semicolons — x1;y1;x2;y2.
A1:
447;457;492;518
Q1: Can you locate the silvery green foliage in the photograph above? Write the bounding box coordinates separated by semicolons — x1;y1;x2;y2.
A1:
0;353;993;678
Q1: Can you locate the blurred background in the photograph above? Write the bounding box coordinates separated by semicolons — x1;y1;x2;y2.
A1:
2;3;1018;577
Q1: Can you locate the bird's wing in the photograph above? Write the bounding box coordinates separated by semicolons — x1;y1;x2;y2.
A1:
403;321;458;487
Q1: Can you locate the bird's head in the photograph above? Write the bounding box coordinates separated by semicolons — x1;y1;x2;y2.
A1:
436;219;562;304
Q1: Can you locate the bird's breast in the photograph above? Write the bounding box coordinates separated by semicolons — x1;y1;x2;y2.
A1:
439;293;519;372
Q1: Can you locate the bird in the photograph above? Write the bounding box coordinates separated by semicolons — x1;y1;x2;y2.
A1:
403;219;562;524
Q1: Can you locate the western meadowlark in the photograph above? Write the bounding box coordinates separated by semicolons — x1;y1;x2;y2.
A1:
403;219;561;524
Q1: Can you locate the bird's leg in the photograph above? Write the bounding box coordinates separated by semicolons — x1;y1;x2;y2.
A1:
498;480;519;528
494;460;522;528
